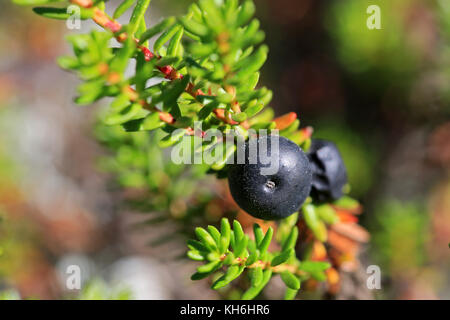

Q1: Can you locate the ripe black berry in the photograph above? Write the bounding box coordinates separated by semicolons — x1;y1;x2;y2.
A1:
227;135;312;220
306;139;347;202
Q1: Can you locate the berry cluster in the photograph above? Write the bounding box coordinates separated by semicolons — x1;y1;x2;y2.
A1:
228;136;347;220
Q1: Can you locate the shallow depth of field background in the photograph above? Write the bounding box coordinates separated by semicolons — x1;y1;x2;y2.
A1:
0;0;449;299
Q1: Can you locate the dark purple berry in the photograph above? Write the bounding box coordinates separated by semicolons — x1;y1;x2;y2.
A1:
227;135;312;220
307;139;347;202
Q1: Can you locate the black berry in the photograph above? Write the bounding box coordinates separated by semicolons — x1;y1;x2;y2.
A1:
227;135;312;220
307;139;347;202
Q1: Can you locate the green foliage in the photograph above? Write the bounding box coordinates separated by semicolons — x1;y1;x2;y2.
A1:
305;204;331;243
187;218;330;299
0;280;133;300
18;0;314;178
326;0;422;77
14;0;364;300
53;0;275;172
77;279;133;300
32;6;93;20
371;200;429;275
0;289;21;300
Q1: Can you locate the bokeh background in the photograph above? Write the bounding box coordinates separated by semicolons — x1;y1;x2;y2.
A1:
0;0;449;299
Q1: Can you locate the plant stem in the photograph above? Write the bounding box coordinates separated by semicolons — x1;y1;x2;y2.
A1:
221;253;306;276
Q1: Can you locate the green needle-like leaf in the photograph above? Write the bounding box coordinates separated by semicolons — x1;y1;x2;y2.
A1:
280;271;300;290
303;204;327;242
154;24;182;55
167;27;184;57
187;239;208;253
234;235;248;258
197;260;221;274
32;7;69;20
179;16;209;37
113;0;136;19
231;112;247;122
198;101;219;120
207;225;221;246
191;271;212;281
284;288;298;300
187;250;204;261
236;0;255;27
223;252;235;265
316;204;339;225
258;226;273;255
211;265;244;290
242;269;272;300
195;227;218;250
139;17;176;44
298;261;331;273
245;250;259;266
219;218;231;253
233;45;268;81
110;35;136;74
281;227;298;251
253;224;264;246
129;0;152;36
233;220;245;243
250;267;263;287
271;248;294;267
33;6;94;20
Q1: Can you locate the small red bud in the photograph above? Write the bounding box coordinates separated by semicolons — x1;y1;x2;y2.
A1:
159;112;175;124
273;112;297;130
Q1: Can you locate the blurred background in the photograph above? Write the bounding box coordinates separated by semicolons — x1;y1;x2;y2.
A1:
0;0;449;299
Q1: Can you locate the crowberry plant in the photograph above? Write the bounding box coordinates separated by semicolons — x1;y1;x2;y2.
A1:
14;0;368;299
